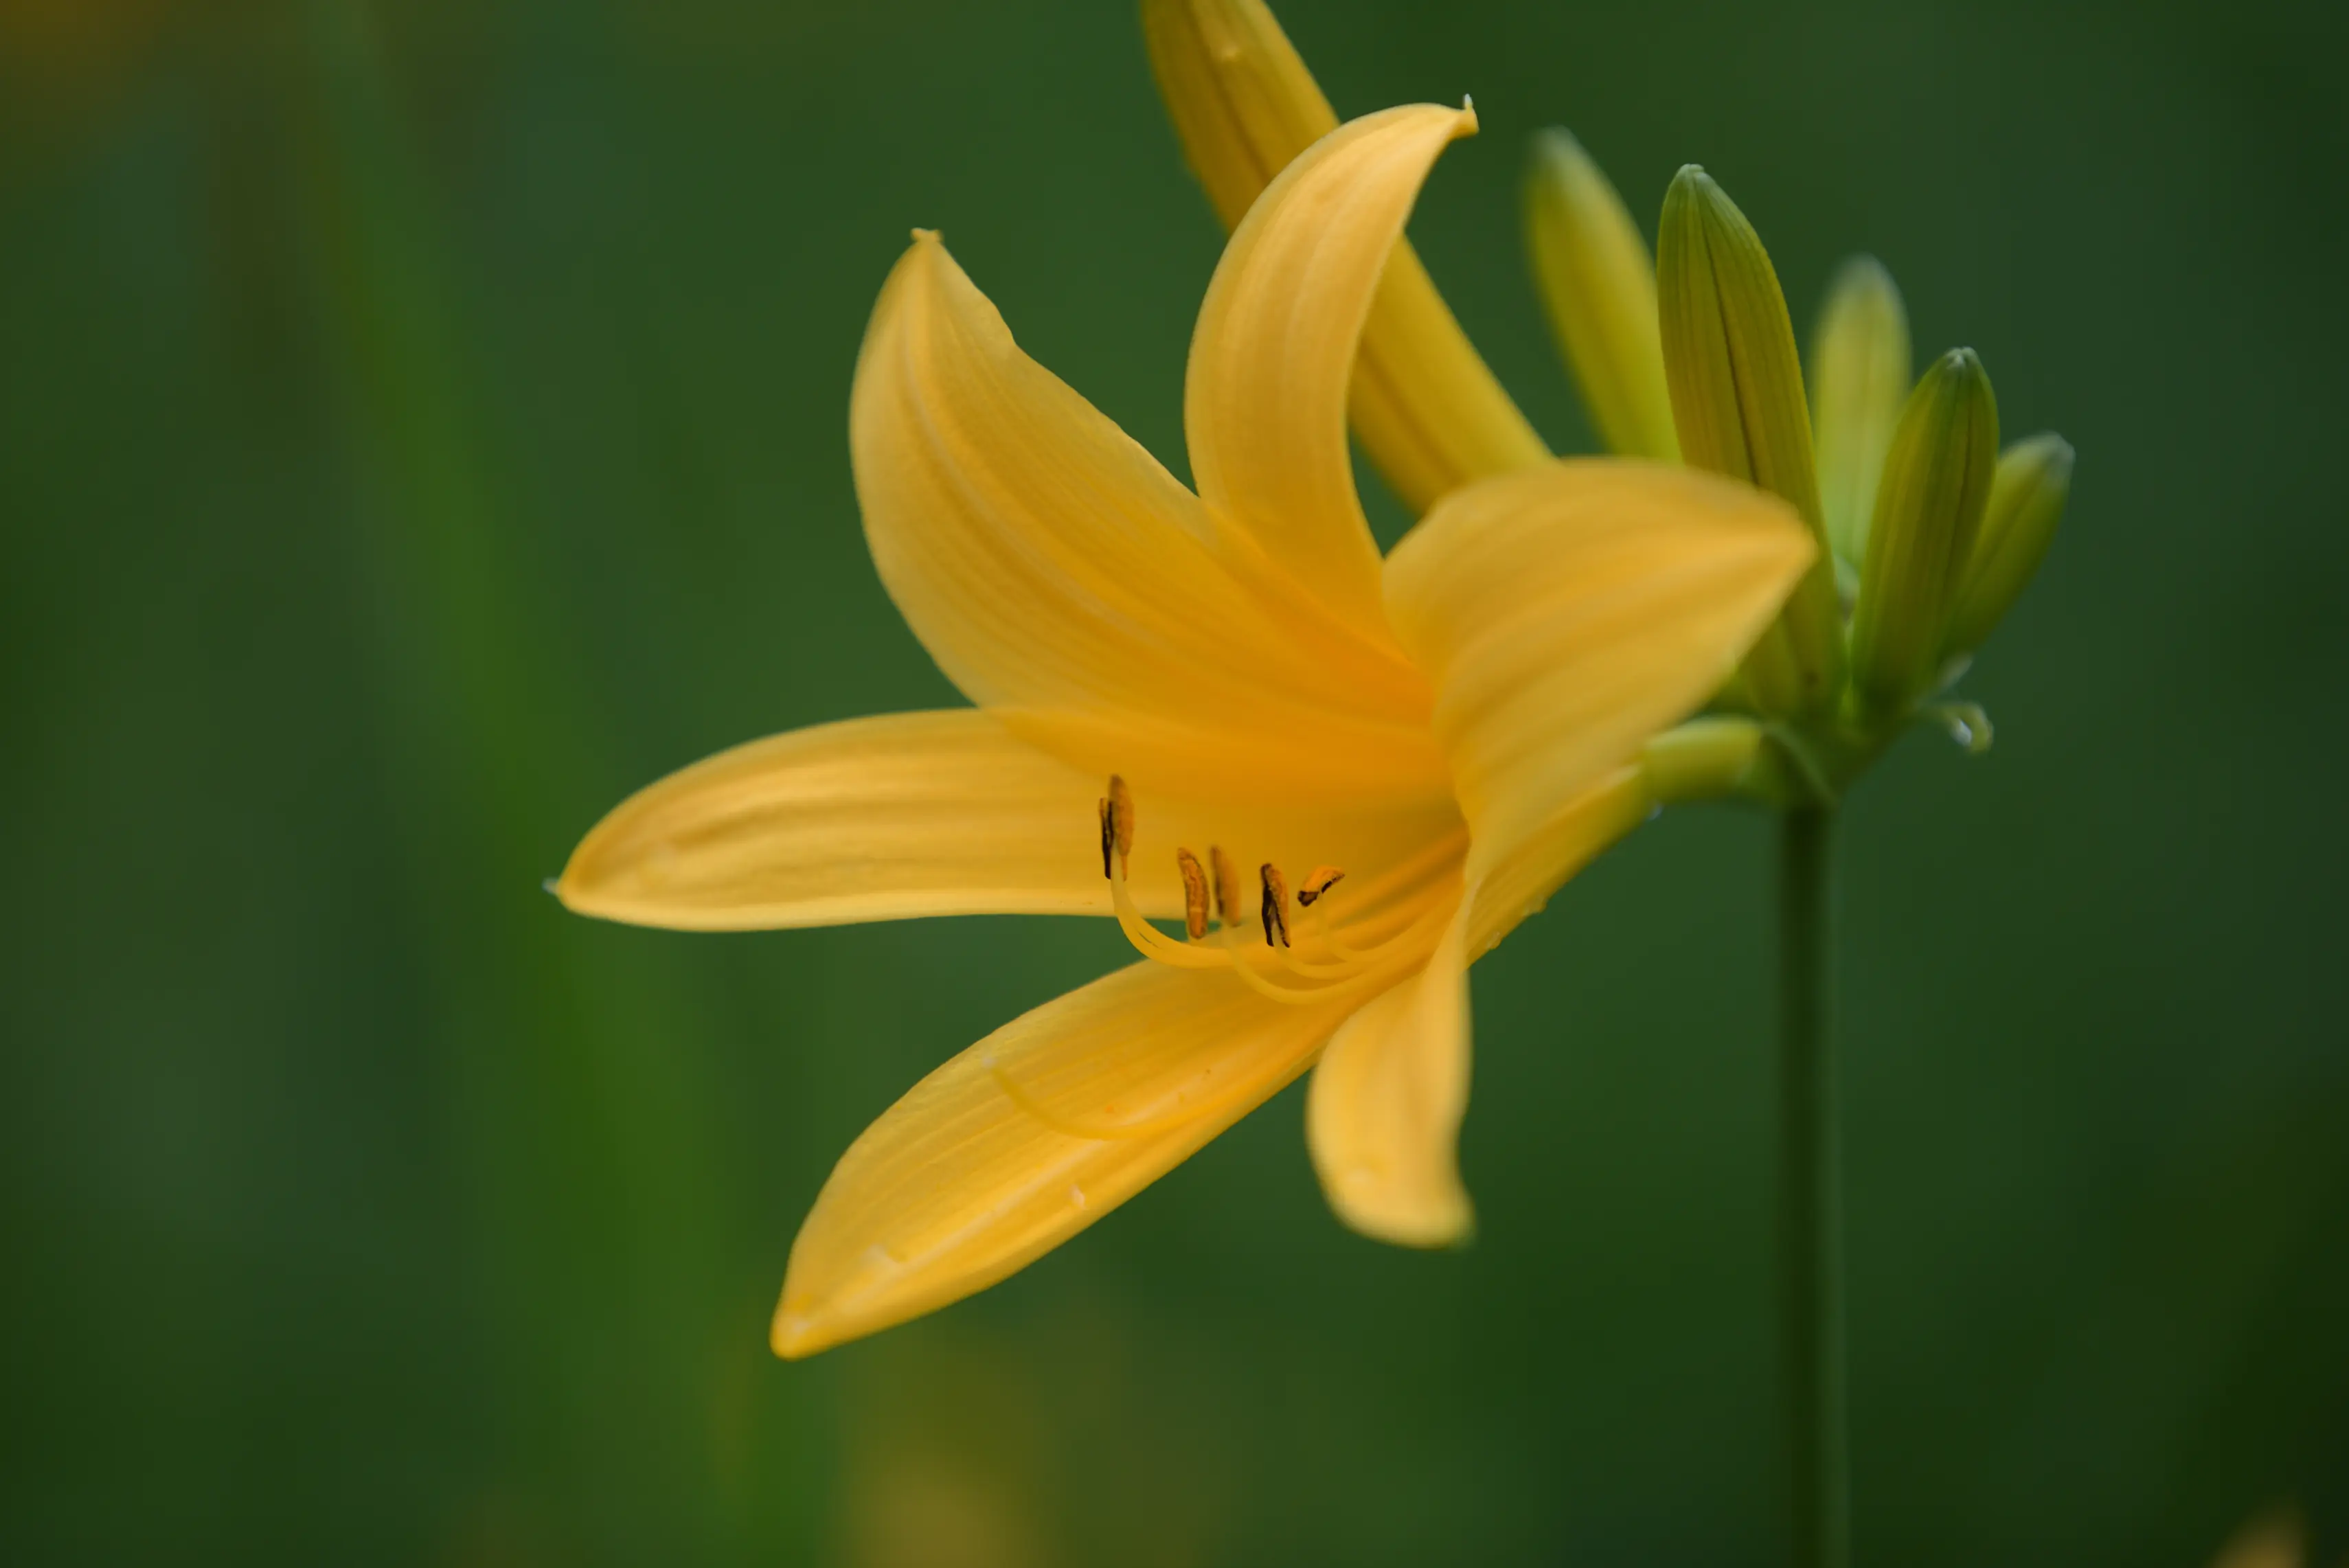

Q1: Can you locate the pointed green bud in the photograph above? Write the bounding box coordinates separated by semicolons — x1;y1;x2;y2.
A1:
1943;433;2074;656
1523;130;1679;462
1655;166;1842;715
1850;349;1999;712
1808;256;1911;567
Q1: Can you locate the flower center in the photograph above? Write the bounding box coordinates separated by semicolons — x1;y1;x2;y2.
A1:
1094;774;1458;1008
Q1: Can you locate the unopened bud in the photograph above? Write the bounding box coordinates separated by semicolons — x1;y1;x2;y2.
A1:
1656;166;1842;714
1942;433;2074;657
1140;0;1335;234
1808;256;1911;567
1523;129;1677;462
1850;349;1999;712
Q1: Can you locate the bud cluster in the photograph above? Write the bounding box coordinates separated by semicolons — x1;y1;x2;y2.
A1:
1539;160;2073;797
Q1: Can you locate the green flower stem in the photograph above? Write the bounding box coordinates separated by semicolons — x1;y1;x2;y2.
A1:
1778;806;1848;1568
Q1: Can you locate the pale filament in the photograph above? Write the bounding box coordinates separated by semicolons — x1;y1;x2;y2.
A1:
992;788;1466;1141
1098;786;1466;1009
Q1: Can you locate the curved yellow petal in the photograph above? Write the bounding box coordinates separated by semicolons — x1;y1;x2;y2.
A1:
996;706;1451;812
1385;459;1813;881
774;959;1353;1357
557;708;1464;931
1144;0;1547;516
851;233;1438;799
1185;102;1482;634
1306;890;1473;1247
1306;770;1646;1251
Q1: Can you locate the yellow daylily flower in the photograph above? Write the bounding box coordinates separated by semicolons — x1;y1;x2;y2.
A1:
559;102;1813;1359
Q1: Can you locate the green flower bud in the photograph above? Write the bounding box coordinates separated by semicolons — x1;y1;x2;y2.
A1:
1850;348;1999;713
1942;433;2074;657
1656;166;1842;716
1808;256;1911;567
1523;129;1679;463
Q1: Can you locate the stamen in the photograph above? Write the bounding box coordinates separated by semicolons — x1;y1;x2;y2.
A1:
1107;774;1134;878
1210;845;1242;929
1259;863;1291;948
1296;866;1346;907
1174;849;1210;942
1109;865;1227;969
1082;777;1465;1005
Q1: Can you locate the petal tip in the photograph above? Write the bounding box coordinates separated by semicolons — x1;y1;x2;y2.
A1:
769;1303;832;1361
1328;1179;1475;1249
548;860;595;917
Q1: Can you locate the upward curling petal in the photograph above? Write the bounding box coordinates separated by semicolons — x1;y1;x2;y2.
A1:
856;234;1273;715
1185;103;1484;635
1385;459;1813;882
852;234;1441;800
1146;2;1547;516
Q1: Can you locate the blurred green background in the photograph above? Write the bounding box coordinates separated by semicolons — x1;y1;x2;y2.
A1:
4;0;2344;1562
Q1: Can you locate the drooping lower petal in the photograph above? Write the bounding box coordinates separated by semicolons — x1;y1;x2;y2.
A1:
556;708;1462;931
1384;459;1813;884
1184;102;1484;637
774;960;1355;1358
1306;892;1474;1247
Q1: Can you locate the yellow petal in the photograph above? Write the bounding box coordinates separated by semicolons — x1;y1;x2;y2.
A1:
1307;891;1473;1246
1384;459;1813;882
997;706;1452;810
557;708;1464;930
1185;102;1485;633
851;232;1441;799
774;959;1352;1356
1463;765;1651;955
1808;255;1911;566
1145;0;1547;516
1523;128;1679;462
